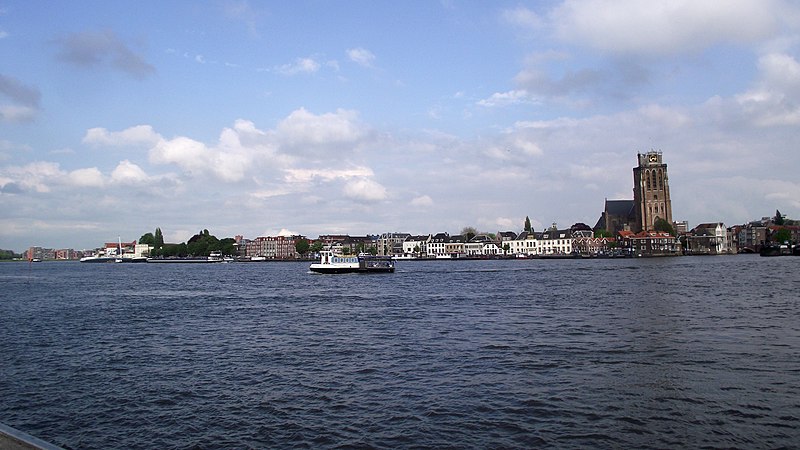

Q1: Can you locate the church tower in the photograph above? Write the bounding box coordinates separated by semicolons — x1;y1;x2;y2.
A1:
633;151;672;232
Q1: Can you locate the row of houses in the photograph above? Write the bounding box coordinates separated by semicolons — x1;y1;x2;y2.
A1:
232;220;790;260
25;216;796;261
366;228;682;258
684;221;800;255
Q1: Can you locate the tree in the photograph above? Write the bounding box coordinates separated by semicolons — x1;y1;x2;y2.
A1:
654;218;676;236
503;243;510;255
461;226;477;241
295;238;310;256
775;210;785;225
219;238;236;256
310;242;324;253
570;222;592;231
594;229;612;238
524;216;532;233
154;227;164;248
0;249;20;260
139;232;155;246
773;228;791;244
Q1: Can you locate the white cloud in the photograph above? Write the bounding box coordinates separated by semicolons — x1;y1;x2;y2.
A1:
276;228;298;237
283;166;373;184
83;125;161;146
736;52;800;126
343;177;387;203
512;138;543;156
68;167;105;188
501;6;543;29
149;136;210;174
0;105;37;122
477;90;535;107
111;160;149;185
275;57;320;75
551;0;780;55
410;195;434;207
3;161;61;193
276;107;366;149
347;47;375;67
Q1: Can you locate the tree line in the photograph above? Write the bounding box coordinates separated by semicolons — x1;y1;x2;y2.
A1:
139;228;236;257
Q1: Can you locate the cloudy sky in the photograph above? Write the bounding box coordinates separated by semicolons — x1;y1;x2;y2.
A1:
2;1;800;251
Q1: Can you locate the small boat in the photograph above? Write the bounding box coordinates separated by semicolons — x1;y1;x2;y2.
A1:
80;254;117;263
760;244;791;257
309;251;395;274
146;255;225;263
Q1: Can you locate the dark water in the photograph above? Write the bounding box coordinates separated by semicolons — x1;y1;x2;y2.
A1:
1;255;798;449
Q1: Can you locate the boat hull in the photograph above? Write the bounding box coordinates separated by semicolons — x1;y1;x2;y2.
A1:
146;258;224;263
309;253;395;274
81;256;148;263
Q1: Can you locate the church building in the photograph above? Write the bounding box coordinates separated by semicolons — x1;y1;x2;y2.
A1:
595;151;673;235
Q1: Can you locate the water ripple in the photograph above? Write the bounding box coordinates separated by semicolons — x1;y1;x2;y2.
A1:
1;256;799;449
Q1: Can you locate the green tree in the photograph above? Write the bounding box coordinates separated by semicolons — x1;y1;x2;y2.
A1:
219;238;236;256
461;226;477;241
503;243;510;255
295;238;310;256
773;228;791;244
524;216;532;233
594;229;612;238
654;218;676;236
139;232;155;246
160;243;180;257
775;209;785;225
0;249;20;260
154;227;164;248
310;241;324;253
185;230;223;256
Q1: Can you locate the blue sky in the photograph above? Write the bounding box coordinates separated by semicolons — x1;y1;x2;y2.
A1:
2;0;800;251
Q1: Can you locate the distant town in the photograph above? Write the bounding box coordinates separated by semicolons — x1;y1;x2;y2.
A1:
7;152;799;261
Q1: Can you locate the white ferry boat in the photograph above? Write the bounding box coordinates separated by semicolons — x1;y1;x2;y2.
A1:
309;251;395;274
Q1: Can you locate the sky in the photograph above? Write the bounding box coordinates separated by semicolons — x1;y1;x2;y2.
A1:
2;0;800;251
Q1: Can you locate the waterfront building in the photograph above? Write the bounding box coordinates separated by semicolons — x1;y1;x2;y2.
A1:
445;235;466;256
732;222;768;253
509;231;539;256
539;228;575;255
402;235;431;257
24;247;52;261
572;236;616;256
683;222;729;255
377;233;410;256
427;232;450;257
596;151;674;235
633;151;673;232
618;230;681;257
241;235;302;259
464;234;501;256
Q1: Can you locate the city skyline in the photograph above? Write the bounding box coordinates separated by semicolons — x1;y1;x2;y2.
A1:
2;1;800;252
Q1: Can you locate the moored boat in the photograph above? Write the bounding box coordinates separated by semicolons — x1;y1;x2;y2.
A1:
309;251;394;274
760;244;791;256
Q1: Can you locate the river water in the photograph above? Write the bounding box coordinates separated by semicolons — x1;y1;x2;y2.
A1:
1;255;798;449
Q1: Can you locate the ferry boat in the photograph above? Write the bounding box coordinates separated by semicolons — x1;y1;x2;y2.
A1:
309;251;395;274
80;254;147;263
146;252;226;263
